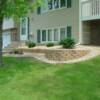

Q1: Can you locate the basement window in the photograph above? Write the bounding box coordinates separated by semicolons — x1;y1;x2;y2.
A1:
48;0;53;10
61;0;66;7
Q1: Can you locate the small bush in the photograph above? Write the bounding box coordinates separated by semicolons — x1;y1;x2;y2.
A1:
60;38;75;49
46;43;54;47
26;41;36;48
12;49;23;54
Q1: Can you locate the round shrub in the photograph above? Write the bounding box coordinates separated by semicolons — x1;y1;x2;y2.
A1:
26;41;36;48
60;38;75;49
11;49;23;54
46;43;54;47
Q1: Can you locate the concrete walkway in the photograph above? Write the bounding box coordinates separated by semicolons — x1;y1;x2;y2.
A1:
3;45;100;64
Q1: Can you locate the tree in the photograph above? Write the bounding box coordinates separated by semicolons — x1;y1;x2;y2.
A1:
0;0;43;66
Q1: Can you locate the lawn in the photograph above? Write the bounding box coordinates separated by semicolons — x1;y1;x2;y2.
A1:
0;57;100;100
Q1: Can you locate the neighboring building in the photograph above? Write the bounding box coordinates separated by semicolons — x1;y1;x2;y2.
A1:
2;18;19;48
3;0;100;48
81;0;100;45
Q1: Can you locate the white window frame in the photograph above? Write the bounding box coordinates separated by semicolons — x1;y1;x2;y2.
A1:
60;27;67;40
53;0;60;9
53;28;59;42
20;17;28;40
41;30;47;42
41;0;67;13
41;0;48;13
48;29;53;42
37;26;70;43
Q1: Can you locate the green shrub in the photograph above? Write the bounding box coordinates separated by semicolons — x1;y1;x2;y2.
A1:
12;49;23;54
46;43;54;47
26;41;36;48
60;38;75;49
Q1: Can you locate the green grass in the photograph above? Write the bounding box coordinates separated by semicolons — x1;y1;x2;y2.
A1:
0;56;100;100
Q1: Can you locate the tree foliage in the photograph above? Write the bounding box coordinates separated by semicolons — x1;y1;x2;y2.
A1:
0;0;43;19
0;0;43;66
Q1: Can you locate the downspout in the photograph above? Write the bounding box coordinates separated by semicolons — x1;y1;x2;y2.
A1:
79;0;83;45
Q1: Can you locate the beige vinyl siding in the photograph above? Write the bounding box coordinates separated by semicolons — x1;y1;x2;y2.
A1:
28;0;80;44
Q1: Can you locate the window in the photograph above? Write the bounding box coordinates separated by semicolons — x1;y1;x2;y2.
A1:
60;28;66;40
20;17;29;40
61;0;66;7
54;29;59;41
21;18;27;35
41;0;48;13
67;0;72;8
54;0;59;9
40;0;67;13
48;29;52;41
48;0;53;10
37;26;67;43
42;30;46;41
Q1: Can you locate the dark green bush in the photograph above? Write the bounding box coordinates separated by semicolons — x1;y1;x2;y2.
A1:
12;49;23;54
46;43;54;47
60;38;75;49
26;41;36;48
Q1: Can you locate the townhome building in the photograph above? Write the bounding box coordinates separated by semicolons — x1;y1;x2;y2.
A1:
3;0;100;48
20;0;80;44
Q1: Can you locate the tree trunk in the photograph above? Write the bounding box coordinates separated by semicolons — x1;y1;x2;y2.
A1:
0;18;3;66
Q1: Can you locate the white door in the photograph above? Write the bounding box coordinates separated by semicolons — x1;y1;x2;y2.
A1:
3;32;11;48
20;17;28;41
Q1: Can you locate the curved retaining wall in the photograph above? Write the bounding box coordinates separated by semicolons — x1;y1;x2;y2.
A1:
19;48;90;61
45;49;90;61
